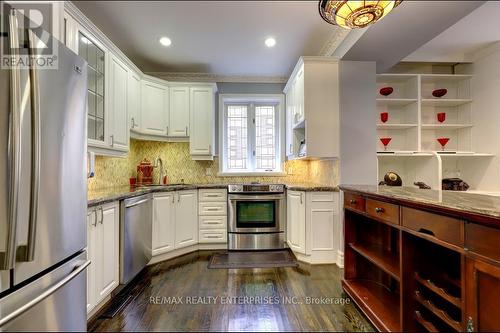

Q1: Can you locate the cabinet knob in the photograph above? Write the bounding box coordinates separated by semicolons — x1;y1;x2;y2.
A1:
467;317;474;333
375;207;384;213
349;199;357;204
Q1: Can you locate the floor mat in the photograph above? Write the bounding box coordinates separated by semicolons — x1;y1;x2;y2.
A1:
208;250;298;269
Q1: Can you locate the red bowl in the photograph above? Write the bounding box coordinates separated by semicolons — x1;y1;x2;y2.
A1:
432;88;448;98
380;87;394;96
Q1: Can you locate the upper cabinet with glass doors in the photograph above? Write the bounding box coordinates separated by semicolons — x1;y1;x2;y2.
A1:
63;12;129;156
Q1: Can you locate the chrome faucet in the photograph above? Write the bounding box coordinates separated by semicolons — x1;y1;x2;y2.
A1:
153;157;166;185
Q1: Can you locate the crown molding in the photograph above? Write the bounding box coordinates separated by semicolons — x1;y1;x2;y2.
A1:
146;72;288;84
318;28;350;57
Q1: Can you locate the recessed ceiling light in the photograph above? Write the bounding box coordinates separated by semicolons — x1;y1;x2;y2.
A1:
159;36;172;47
265;37;276;48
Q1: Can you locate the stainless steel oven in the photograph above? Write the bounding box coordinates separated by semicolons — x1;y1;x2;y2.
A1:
228;184;286;250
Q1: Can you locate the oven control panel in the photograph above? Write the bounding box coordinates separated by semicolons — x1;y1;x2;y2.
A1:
228;184;284;193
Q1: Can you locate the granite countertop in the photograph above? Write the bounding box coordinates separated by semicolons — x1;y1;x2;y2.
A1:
340;185;500;221
88;183;338;207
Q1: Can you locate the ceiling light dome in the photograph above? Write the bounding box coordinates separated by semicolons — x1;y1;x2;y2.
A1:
319;1;402;29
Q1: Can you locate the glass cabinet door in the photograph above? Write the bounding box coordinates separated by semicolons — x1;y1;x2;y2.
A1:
78;32;105;142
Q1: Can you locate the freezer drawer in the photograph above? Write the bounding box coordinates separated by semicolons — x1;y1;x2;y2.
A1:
0;251;89;331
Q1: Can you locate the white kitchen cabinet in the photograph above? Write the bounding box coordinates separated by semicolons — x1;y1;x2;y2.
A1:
190;86;215;159
284;57;339;159
174;190;199;249
152;193;175;256
141;78;169;137
87;202;119;316
286;191;339;264
169;86;190;137
287;191;306;254
128;70;141;132
198;189;227;244
108;54;129;152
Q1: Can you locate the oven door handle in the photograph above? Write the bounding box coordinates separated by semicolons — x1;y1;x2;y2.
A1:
228;194;285;201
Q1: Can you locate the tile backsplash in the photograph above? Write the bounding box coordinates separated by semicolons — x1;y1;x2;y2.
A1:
88;139;338;191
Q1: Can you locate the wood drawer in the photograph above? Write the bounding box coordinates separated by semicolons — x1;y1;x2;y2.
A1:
344;192;365;213
402;207;464;247
199;215;227;229
466;223;500;262
199;189;227;202
199;229;227;243
366;199;399;225
199;202;227;216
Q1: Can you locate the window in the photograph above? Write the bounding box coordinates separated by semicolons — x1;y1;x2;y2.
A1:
220;95;284;175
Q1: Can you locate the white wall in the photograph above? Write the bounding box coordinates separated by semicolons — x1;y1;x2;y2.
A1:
467;43;500;191
335;61;377;267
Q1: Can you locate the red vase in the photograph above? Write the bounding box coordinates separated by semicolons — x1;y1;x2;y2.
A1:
432;88;448;98
437;112;446;123
380;112;389;123
380;87;394;96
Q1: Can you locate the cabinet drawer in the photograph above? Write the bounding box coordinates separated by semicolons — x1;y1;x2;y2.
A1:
199;215;227;229
466;223;500;262
344;192;365;213
199;202;227;216
199;189;227;202
366;199;399;225
402;207;464;247
199;229;227;243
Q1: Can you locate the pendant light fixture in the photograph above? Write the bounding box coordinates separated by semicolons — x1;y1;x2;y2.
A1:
319;1;402;29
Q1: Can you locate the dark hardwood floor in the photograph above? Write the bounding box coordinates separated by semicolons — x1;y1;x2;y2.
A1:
88;251;374;332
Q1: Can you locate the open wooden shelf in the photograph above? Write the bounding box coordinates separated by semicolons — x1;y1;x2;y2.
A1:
377;123;418;130
376;98;418;106
415;311;439;332
343;279;401;332
421;123;473;130
415;272;461;309
421;99;472;107
349;243;400;281
415;291;462;332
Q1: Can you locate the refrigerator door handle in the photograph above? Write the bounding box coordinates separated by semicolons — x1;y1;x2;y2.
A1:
0;11;21;270
0;260;90;327
17;29;42;263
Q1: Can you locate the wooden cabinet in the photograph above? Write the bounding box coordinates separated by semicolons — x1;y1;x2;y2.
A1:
152;193;175;256
287;191;306;254
465;258;500;332
189;86;215;159
141;78;169;137
198;189;227;244
342;188;500;332
169;86;190;137
108;54;129;152
87;202;119;316
284;57;339;159
128;70;141;132
174;190;198;249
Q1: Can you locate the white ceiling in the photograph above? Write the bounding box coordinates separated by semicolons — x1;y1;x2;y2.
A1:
73;1;341;77
404;2;500;62
341;1;485;72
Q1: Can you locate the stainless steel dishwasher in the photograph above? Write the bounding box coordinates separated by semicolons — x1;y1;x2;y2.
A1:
120;194;152;285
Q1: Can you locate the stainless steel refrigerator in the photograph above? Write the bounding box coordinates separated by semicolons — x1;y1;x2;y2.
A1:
0;6;89;331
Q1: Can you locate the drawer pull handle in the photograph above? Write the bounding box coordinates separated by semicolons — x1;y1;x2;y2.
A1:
418;228;435;237
206;222;220;224
375;207;384;213
206;194;220;197
206;208;220;211
205;235;221;238
349;199;357;204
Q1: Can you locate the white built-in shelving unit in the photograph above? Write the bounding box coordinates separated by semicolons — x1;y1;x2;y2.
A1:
376;72;496;191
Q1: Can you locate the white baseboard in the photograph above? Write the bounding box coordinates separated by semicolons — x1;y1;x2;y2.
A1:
336;250;344;268
148;243;228;265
